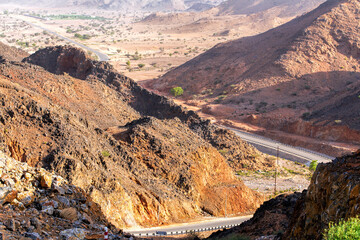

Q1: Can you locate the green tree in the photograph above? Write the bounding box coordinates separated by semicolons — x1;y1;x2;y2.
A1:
324;217;360;240
170;87;184;97
126;60;131;67
138;63;145;69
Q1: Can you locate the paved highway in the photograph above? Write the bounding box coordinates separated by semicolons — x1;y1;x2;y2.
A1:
225;126;334;165
15;16;110;61
124;215;252;237
16;15;334;235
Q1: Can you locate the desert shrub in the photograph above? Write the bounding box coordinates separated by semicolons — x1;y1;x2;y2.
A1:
170;87;184;97
323;217;360;240
309;160;318;171
101;150;110;157
138;63;145;68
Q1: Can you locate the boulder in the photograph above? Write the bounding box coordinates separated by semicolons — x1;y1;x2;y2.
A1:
60;228;87;240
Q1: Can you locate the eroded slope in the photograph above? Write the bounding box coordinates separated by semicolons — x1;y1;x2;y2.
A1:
0;45;265;228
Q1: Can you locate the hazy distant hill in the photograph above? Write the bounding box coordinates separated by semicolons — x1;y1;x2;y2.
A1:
217;0;327;16
0;0;226;11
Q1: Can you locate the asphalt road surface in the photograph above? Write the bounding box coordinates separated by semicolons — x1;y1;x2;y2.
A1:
124;215;252;237
225;126;334;165
17;16;110;61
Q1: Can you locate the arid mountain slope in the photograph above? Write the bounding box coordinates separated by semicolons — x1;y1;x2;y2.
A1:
0;45;266;229
217;0;325;16
139;0;325;35
0;42;29;62
283;151;360;239
209;151;360;240
149;0;360;151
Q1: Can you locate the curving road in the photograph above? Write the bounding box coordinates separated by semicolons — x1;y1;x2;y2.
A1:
224;126;334;165
16;15;334;235
124;215;252;237
15;16;110;61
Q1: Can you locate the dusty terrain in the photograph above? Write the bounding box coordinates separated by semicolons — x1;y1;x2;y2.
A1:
0;0;325;84
148;0;360;156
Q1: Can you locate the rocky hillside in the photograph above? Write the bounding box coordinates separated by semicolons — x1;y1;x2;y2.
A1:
0;44;267;229
0;42;29;62
0;150;126;239
149;0;360;152
139;0;325;35
216;0;325;16
208;192;303;240
209;150;360;239
283;150;360;239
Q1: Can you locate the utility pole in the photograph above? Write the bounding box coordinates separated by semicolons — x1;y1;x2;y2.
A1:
274;145;279;195
157;204;160;224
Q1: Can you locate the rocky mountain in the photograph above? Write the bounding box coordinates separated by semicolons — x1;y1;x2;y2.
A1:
209;192;303;239
283;150;360;239
0;44;269;229
208;150;360;239
216;0;325;16
149;0;360;153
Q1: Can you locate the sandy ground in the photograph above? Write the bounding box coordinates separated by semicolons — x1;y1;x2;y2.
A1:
237;157;311;198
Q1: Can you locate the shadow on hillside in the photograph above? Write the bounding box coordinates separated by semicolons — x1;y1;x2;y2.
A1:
225;70;360;131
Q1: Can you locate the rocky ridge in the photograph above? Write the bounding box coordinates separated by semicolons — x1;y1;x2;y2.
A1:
0;150;126;240
0;44;266;229
208;192;302;240
213;150;360;240
283;150;360;239
149;0;360;154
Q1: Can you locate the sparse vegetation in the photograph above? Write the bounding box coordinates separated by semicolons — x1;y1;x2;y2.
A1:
47;14;107;21
101;150;110;158
309;160;318;171
323;217;360;240
218;149;229;155
74;33;92;40
170;87;184;97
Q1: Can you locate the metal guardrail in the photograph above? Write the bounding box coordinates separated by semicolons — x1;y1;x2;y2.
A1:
133;223;241;237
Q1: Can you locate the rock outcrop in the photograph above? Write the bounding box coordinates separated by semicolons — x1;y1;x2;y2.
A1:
0;150;125;239
283;150;360;240
0;44;265;228
208;192;302;240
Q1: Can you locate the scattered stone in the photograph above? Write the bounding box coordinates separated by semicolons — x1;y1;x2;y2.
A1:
30;218;40;229
5;219;15;231
53;186;65;195
40;174;52;189
57;196;70;207
24;232;42;240
60;228;86;240
41;205;54;215
24;173;32;180
42;200;59;209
